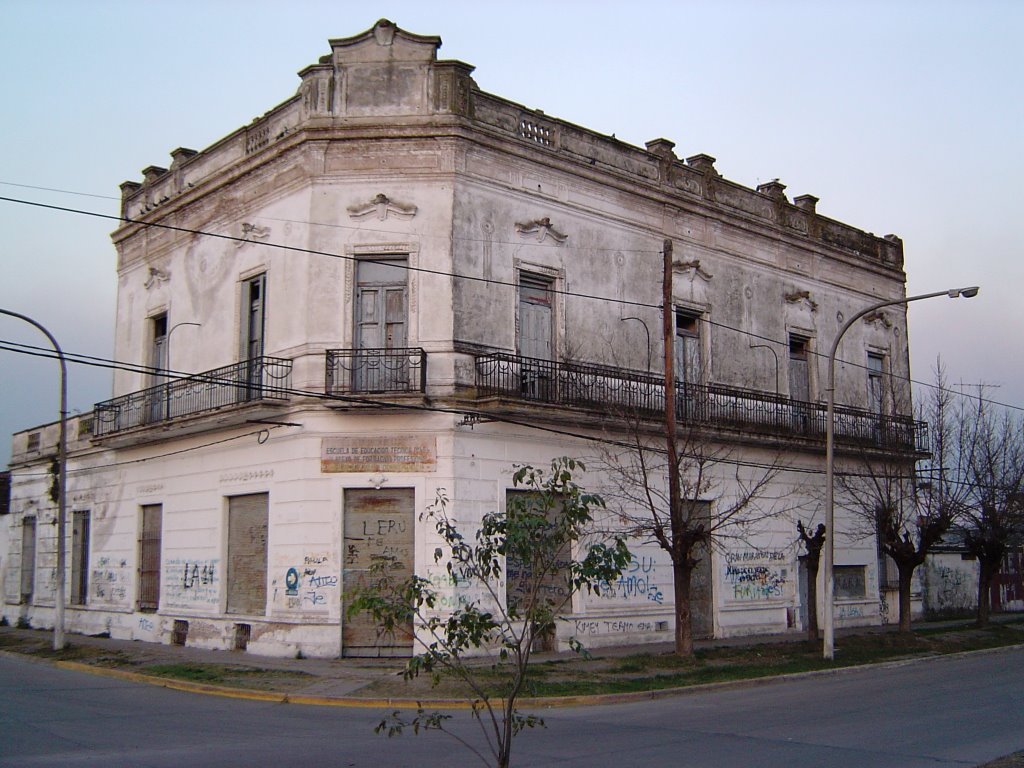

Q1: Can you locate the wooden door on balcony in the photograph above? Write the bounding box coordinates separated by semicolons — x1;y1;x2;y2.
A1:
518;273;554;400
355;259;407;392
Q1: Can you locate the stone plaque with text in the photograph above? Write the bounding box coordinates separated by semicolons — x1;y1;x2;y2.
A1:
321;436;436;473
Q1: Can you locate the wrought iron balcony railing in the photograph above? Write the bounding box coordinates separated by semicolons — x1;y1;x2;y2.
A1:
94;356;292;437
474;351;929;453
325;348;426;395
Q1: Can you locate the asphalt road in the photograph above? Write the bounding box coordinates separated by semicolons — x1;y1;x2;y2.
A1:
1;648;1022;767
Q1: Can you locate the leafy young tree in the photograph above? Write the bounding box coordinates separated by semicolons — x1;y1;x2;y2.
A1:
348;458;631;768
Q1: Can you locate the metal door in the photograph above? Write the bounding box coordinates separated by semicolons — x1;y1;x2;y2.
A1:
226;493;268;616
342;488;415;657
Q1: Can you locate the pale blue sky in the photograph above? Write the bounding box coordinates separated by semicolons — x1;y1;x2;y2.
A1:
1;0;1021;465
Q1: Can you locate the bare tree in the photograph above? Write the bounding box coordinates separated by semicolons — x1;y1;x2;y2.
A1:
954;391;1024;625
836;453;949;633
598;423;782;656
916;364;1024;627
796;520;826;641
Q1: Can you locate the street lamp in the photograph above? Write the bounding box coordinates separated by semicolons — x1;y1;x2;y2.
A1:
620;316;652;372
750;343;780;395
166;321;201;373
0;309;68;650
822;286;979;659
163;322;200;419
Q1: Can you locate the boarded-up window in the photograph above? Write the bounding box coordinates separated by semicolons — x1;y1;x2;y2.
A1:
226;493;268;616
138;504;162;611
834;565;867;599
71;511;90;605
504;491;570;614
504;491;571;652
343;488;414;657
21;516;36;603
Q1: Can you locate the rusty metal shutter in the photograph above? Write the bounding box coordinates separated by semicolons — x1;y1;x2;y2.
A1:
342;488;414;657
138;504;162;611
226;493;268;616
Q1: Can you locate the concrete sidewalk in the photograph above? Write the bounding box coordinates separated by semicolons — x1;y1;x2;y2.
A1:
2;616;1020;707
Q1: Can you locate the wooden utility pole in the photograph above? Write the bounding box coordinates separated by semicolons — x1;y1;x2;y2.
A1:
662;239;686;653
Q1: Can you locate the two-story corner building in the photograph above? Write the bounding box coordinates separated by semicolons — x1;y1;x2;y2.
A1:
2;20;928;658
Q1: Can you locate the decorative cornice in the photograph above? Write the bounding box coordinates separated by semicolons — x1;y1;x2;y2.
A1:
514;217;567;244
347;193;417;221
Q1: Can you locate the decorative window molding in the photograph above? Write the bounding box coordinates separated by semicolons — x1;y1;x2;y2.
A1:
235;222;271;248
784;290;818;312
514;217;567;245
347;193;417;221
673;259;713;282
144;267;170;290
862;310;893;329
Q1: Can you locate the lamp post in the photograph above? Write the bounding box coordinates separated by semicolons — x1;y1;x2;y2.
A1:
0;309;68;650
822;286;979;660
164;322;200;420
166;321;201;373
750;343;780;395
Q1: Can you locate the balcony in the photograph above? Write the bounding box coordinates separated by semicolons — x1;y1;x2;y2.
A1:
474;351;928;453
325;348;426;396
94;356;292;437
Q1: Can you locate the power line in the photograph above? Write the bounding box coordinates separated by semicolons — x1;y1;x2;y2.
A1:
1;192;1018;413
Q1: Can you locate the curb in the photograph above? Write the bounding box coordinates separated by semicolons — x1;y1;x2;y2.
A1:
8;641;1019;710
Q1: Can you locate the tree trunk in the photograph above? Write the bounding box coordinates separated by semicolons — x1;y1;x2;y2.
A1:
804;556;820;642
673;559;694;656
976;559;992;627
897;565;914;634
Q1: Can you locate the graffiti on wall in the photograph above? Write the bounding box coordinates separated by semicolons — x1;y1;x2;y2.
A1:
596;556;666;605
724;550;789;602
91;556;131;604
927;561;975;613
163;557;220;608
274;552;338;612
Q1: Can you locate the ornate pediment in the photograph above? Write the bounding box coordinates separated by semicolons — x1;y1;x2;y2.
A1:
347;193;418;221
514;217;567;244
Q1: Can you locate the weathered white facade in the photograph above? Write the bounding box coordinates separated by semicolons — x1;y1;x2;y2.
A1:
3;20;927;657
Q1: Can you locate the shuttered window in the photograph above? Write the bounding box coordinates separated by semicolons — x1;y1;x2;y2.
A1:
71;511;90;605
21;516;36;602
138;504;162;611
